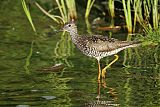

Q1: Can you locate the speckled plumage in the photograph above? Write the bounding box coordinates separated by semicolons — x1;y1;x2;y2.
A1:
61;21;140;61
61;20;141;92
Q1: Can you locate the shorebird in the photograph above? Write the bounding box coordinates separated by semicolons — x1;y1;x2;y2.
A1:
60;20;140;83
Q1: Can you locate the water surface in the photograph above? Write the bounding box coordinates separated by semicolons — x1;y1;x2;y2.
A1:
0;1;159;107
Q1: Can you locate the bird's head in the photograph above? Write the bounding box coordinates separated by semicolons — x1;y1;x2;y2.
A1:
60;20;77;33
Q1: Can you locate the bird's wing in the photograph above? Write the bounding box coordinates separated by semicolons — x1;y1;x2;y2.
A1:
86;36;132;52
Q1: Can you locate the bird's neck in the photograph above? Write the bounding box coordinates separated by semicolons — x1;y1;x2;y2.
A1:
69;29;78;44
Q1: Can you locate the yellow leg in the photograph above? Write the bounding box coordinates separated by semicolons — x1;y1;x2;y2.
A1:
101;55;119;78
97;59;101;83
96;80;101;99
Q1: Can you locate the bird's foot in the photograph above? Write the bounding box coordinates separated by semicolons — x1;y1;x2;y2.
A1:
96;94;100;100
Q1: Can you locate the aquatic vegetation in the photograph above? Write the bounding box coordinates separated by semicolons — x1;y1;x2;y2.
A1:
35;2;63;24
85;0;95;19
54;32;74;67
1;1;160;106
24;41;34;74
20;0;160;68
104;0;159;33
36;0;77;23
21;0;160;32
55;0;67;22
134;0;159;30
139;26;160;46
21;0;36;74
108;0;115;18
152;0;159;29
21;0;36;32
65;0;77;20
122;0;132;33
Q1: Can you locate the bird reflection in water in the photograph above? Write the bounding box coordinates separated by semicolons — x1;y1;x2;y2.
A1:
84;80;119;107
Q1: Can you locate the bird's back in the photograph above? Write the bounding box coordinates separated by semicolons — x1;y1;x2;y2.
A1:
74;35;140;59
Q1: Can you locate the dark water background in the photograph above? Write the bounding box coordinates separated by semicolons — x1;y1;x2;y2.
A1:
0;1;159;107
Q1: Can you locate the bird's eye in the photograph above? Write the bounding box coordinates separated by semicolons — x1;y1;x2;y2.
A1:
68;24;71;27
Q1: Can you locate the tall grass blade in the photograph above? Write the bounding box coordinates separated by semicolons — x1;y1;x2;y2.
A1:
21;0;36;32
60;0;67;20
35;2;64;24
66;0;77;20
56;0;65;20
122;0;132;33
55;0;68;22
132;0;140;32
127;0;132;32
85;0;95;19
152;0;159;29
108;0;115;18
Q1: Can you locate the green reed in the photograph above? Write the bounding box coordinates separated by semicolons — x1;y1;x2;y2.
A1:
121;0;159;33
21;0;36;32
66;0;77;20
134;0;160;48
132;0;141;32
55;0;77;22
35;2;64;23
134;0;159;30
55;0;67;22
36;0;77;23
152;0;159;29
122;0;132;33
85;0;95;19
108;0;115;18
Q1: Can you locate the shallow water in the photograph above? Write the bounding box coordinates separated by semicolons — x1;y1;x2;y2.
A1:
0;1;159;107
